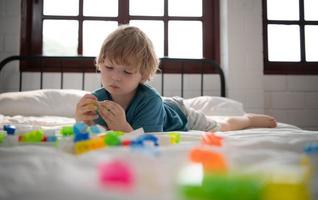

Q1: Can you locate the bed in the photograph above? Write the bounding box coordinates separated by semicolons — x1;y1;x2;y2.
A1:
0;56;317;200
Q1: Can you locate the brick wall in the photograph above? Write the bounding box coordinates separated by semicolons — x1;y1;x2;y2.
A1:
264;75;318;130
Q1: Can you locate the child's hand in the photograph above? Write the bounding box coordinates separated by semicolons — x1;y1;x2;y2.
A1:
98;100;133;132
75;94;98;125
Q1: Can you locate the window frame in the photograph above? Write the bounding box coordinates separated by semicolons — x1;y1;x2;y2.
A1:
20;0;220;73
262;0;318;74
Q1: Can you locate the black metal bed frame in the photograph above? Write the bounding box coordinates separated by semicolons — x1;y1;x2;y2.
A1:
0;55;226;97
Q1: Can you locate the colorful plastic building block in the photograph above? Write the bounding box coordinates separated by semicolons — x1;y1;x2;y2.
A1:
189;146;228;172
121;139;131;146
263;171;310;200
303;143;318;199
89;125;102;134
3;125;16;135
0;131;6;143
73;122;90;142
73;132;89;142
135;134;159;146
74;136;105;155
168;132;180;144
47;135;57;142
73;122;88;135
19;130;44;142
201;132;223;146
129;139;143;148
179;168;263;200
304;143;318;155
99;160;134;189
60;126;74;136
104;132;121;146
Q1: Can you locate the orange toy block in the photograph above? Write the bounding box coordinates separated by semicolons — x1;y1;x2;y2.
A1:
202;132;223;146
189;146;228;172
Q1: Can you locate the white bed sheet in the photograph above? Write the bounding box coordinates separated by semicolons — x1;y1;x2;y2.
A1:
0;90;317;200
0;115;318;200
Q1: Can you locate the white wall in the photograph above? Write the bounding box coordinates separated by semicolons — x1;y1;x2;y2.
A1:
1;0;318;130
264;75;318;130
0;0;20;92
221;0;265;115
221;0;318;130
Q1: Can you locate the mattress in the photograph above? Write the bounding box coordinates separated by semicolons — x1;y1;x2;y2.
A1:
0;90;317;200
0;115;317;200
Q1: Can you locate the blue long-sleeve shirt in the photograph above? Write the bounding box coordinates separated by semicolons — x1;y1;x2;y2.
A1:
92;84;187;132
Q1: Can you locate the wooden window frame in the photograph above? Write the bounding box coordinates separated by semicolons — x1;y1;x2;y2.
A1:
20;0;220;74
262;0;318;74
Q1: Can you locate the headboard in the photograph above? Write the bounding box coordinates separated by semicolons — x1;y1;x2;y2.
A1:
0;55;226;97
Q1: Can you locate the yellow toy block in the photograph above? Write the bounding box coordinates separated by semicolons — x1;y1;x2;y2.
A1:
168;132;180;144
263;167;310;200
74;137;106;155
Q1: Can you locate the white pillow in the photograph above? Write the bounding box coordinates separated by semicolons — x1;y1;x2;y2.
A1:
184;96;245;116
0;89;89;117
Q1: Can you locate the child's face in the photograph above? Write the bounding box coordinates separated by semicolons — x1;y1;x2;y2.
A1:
99;58;144;97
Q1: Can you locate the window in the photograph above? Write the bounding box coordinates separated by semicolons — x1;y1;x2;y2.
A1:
21;0;220;73
263;0;318;74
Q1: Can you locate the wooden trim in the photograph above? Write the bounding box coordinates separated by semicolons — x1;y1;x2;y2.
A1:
118;0;129;24
21;0;42;55
299;0;305;62
262;0;318;74
32;0;42;54
262;0;268;65
131;16;202;20
20;57;216;74
212;0;220;63
20;1;31;56
78;0;84;55
164;0;168;56
264;62;318;74
20;0;221;74
202;0;220;63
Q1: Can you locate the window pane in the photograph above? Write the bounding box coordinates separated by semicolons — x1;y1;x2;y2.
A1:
168;0;202;17
43;20;78;56
267;0;299;20
169;21;202;58
83;0;118;17
83;21;118;56
43;0;79;16
267;25;300;61
130;0;164;16
130;20;164;58
305;25;318;61
304;0;318;20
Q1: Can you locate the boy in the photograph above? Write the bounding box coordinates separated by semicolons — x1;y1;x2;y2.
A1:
75;25;277;133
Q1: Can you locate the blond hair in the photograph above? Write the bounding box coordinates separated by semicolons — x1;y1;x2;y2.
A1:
96;25;159;81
